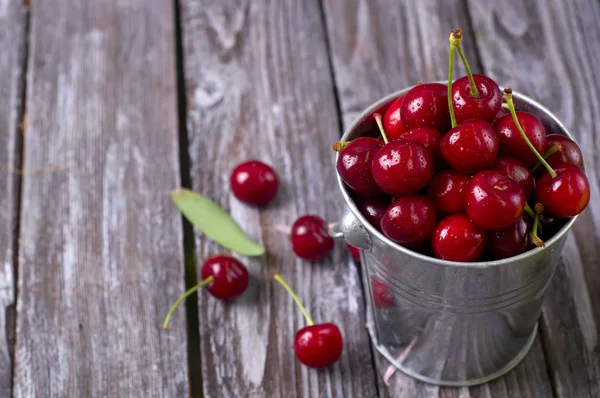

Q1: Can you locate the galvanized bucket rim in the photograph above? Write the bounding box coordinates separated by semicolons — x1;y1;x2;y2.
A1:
336;84;579;269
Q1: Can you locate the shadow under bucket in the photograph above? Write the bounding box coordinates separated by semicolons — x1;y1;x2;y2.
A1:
334;86;579;386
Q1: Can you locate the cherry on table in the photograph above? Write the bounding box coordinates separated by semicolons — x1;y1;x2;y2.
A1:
383;95;407;140
291;215;334;261
371;276;395;308
163;255;249;329
431;214;487;262
495;111;546;167
230;160;279;206
486;214;531;260
400;82;450;132
544;134;583;168
440;119;499;174
491;156;534;199
380;195;437;248
355;196;390;231
274;274;343;368
536;163;590;218
334;137;384;197
452;74;502;124
427;170;470;217
464;170;526;231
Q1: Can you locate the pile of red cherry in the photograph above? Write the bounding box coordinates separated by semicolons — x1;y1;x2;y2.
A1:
335;29;590;262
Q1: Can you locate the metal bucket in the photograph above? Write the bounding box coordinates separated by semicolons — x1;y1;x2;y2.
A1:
334;86;579;386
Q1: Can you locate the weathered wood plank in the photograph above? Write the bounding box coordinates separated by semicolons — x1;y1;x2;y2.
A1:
0;0;27;396
179;0;378;396
12;1;189;396
467;0;600;396
321;0;554;396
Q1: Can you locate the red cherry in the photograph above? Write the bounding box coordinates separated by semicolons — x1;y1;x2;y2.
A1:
400;83;450;132
201;255;250;300
347;244;361;261
163;255;249;329
452;74;502;124
372;139;434;196
495;112;546;167
230;160;279;206
440;119;499;174
492;108;508;126
544;134;583;168
355;196;389;231
371;276;394;308
380;195;437;248
536;163;590;218
291;215;334;261
383;96;407;140
427;170;470;217
335;137;384;197
464;170;526;230
491;156;534;199
431;215;486;262
487;214;531;260
398;127;444;169
294;323;344;368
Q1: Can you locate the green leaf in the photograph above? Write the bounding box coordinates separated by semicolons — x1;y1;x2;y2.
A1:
170;188;265;257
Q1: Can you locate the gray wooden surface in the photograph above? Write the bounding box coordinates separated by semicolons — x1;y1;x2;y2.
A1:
0;0;598;397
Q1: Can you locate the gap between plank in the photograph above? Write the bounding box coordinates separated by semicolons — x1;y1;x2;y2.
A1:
9;2;31;395
173;0;203;397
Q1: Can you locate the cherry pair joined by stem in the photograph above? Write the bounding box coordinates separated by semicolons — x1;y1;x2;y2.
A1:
163;255;249;329
274;274;343;368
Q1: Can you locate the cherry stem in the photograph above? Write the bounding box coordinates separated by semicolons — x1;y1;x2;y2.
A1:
503;89;557;178
531;144;560;173
332;141;349;152
163;275;214;330
452;29;480;97
524;203;535;219
274;273;314;326
530;213;546;248
373;113;389;144
448;31;459;129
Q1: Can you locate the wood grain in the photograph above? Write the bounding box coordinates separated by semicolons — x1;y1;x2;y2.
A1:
321;0;554;396
179;0;378;396
467;0;600;396
0;0;27;396
12;1;189;396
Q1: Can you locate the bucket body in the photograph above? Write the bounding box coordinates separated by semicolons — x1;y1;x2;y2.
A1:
336;87;578;386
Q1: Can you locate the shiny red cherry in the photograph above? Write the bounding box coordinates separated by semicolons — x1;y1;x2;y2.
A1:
291;215;334;261
491;156;534;199
347;244;361;261
464;170;526;230
452;74;502;124
372;139;434;196
335;137;384;197
544;134;583;168
201;255;250;300
486;214;531;260
383;95;407;140
294;323;344;368
427;170;470;217
230;160;279;206
398;127;444;169
495;112;546;166
492;108;508;126
371;276;395;308
440;119;499;174
431;215;486;262
380;195;437;248
536;163;590;218
400;83;450;132
355;196;389;231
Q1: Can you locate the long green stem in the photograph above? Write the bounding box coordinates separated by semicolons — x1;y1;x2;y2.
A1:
274;273;314;326
163;276;214;330
455;44;480;97
524;203;535;219
531;144;560;173
530;213;545;248
503;89;557;178
448;32;459;129
373;113;389;144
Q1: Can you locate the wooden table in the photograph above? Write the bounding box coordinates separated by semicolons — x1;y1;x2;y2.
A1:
1;0;598;396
